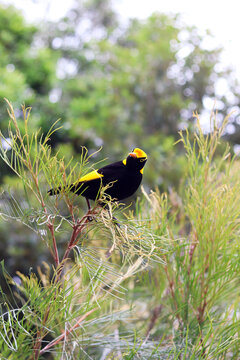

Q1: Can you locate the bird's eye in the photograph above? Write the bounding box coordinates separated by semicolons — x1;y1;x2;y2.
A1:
140;158;146;162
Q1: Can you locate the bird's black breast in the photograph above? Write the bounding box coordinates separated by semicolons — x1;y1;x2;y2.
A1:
75;161;143;201
99;161;143;200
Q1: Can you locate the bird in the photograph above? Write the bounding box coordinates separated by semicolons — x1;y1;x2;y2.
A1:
48;147;147;209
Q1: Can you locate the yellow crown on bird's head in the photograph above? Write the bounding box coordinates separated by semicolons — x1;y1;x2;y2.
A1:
122;148;147;169
129;148;147;159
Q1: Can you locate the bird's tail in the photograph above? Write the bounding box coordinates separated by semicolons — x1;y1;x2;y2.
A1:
48;184;77;196
48;186;63;196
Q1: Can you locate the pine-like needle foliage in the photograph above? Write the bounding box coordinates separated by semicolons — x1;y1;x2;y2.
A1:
0;100;165;359
1;101;240;359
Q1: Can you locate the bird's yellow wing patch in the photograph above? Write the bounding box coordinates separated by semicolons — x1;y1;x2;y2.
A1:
77;170;103;182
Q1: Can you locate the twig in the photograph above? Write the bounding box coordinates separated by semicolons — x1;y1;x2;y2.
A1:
39;308;97;356
61;212;91;261
145;305;163;338
47;222;59;267
31;306;51;360
55;208;98;281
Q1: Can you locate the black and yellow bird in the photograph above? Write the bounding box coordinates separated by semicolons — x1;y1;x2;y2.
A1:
48;148;147;208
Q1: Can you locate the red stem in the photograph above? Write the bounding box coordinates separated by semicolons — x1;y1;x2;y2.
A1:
54;210;95;281
39;308;97;356
62;210;94;261
47;223;59;267
31;306;51;360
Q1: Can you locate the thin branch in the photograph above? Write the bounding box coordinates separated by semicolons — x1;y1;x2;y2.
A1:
54;208;98;281
39;308;97;356
47;222;59;267
145;304;163;338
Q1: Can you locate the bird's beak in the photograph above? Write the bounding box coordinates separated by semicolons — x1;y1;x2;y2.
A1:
129;152;137;158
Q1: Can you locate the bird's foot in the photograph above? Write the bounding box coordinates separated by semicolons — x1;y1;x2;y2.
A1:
112;216;121;228
87;214;94;222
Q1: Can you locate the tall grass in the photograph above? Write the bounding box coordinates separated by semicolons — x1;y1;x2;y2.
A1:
0;101;240;359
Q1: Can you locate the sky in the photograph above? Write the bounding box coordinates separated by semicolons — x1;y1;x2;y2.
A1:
118;0;240;74
2;0;240;79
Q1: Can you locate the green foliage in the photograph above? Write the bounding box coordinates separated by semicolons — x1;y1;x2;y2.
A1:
0;4;58;137
0;102;166;358
132;113;240;358
0;5;36;66
1;102;240;359
1;0;238;190
1;1;240;357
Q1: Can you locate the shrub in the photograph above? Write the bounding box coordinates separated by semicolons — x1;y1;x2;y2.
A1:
0;101;240;359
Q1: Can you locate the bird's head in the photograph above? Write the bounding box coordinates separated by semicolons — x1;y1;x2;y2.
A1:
123;148;147;173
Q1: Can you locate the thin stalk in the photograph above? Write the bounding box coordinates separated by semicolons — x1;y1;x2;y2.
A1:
62;213;90;261
31;306;51;360
55;207;98;281
39;308;97;356
47;222;59;267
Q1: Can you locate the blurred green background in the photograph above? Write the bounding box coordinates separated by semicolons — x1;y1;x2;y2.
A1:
0;0;240;275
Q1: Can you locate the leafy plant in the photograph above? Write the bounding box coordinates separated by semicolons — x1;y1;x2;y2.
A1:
136;112;240;359
0;100;165;359
1;101;240;359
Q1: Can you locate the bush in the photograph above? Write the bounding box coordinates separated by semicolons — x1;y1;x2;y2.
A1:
0;101;240;359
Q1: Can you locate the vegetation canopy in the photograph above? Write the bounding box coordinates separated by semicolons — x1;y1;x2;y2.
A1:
0;100;240;359
1;0;240;191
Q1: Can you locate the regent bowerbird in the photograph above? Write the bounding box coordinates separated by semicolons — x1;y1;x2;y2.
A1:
48;148;147;209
